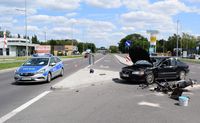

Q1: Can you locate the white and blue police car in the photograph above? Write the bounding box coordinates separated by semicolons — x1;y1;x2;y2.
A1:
14;54;64;83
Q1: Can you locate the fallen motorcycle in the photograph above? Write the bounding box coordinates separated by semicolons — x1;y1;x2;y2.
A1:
154;79;197;100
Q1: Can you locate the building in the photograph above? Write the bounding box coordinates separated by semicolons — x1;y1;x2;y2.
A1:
53;45;78;56
0;38;39;56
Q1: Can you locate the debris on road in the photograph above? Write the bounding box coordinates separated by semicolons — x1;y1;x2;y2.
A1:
138;79;197;105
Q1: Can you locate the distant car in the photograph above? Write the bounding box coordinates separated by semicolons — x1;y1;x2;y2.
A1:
14;54;64;83
187;54;195;59
84;52;90;58
120;47;189;84
195;54;200;59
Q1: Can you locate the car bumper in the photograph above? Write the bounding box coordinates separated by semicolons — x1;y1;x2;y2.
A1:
119;72;145;81
14;74;47;83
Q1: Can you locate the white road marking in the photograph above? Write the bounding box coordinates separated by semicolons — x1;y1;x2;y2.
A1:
186;84;200;90
100;65;109;69
190;71;196;74
87;56;106;68
0;91;51;123
138;101;160;108
154;92;165;96
104;60;111;62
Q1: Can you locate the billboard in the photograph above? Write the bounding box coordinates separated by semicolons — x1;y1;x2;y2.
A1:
35;45;51;53
147;30;159;46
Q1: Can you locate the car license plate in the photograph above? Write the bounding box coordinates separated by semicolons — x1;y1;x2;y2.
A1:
21;77;32;81
122;73;129;77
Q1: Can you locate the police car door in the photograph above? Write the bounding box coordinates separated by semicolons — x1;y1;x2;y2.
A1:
54;57;63;76
49;57;57;77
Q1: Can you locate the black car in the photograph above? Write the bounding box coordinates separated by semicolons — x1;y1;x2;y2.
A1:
120;47;189;84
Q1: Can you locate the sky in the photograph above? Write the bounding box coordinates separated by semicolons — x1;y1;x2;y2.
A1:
0;0;200;48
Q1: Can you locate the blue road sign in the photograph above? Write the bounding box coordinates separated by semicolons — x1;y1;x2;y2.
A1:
125;40;131;47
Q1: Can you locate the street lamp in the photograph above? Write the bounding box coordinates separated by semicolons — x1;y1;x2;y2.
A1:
176;20;179;57
16;0;28;58
71;23;74;46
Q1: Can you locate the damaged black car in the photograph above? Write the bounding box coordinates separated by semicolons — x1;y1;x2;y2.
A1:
120;47;189;84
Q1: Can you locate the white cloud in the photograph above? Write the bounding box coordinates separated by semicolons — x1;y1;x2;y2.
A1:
65;12;78;17
85;0;122;8
120;0;200;40
36;0;81;10
123;0;194;15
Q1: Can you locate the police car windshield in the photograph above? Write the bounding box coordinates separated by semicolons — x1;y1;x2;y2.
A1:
23;58;49;66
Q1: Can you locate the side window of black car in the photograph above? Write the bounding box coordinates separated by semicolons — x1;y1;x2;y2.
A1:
171;59;176;66
162;60;170;66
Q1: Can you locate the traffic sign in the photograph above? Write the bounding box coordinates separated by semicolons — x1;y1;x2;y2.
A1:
125;40;131;47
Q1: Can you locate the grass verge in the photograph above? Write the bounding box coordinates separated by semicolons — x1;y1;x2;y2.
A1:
60;55;83;59
0;62;23;70
0;55;82;70
180;58;200;64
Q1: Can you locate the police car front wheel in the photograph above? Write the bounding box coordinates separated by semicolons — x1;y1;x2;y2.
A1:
60;68;64;77
47;73;52;83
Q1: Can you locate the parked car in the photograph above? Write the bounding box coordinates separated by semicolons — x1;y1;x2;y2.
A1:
14;54;64;83
120;47;189;84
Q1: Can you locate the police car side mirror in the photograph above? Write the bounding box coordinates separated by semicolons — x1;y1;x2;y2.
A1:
50;62;56;66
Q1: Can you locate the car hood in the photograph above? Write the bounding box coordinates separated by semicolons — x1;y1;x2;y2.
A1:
129;46;151;63
123;64;152;71
17;66;46;73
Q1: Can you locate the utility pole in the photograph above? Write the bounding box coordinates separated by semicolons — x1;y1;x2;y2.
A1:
176;20;179;57
44;31;46;42
16;0;28;58
71;23;74;46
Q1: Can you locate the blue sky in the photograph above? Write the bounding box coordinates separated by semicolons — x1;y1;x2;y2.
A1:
0;0;200;47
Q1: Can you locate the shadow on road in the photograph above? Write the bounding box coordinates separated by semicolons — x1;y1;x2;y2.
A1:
11;81;48;86
112;78;144;85
11;76;61;86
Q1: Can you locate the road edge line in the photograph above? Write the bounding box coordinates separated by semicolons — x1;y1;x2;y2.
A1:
0;91;51;123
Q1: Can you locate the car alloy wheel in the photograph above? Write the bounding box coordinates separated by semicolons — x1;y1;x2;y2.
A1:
60;69;64;77
179;71;186;80
146;73;154;84
47;73;52;83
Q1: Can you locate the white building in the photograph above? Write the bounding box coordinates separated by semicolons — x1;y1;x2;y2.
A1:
0;38;39;56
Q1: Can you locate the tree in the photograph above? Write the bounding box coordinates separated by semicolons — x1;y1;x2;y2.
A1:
109;45;118;53
165;34;181;54
157;39;167;53
77;42;85;53
31;35;39;44
181;33;197;52
118;33;149;53
17;34;21;38
0;30;11;38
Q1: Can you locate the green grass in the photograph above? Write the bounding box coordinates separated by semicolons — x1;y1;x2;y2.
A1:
180;58;200;64
0;62;23;70
15;57;30;60
0;55;82;70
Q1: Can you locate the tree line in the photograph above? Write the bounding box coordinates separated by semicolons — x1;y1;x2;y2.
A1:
118;33;200;55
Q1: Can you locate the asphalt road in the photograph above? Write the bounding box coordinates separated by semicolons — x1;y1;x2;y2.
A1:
0;54;104;119
2;55;200;123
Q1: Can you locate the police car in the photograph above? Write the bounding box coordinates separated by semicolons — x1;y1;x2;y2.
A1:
14;54;64;83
